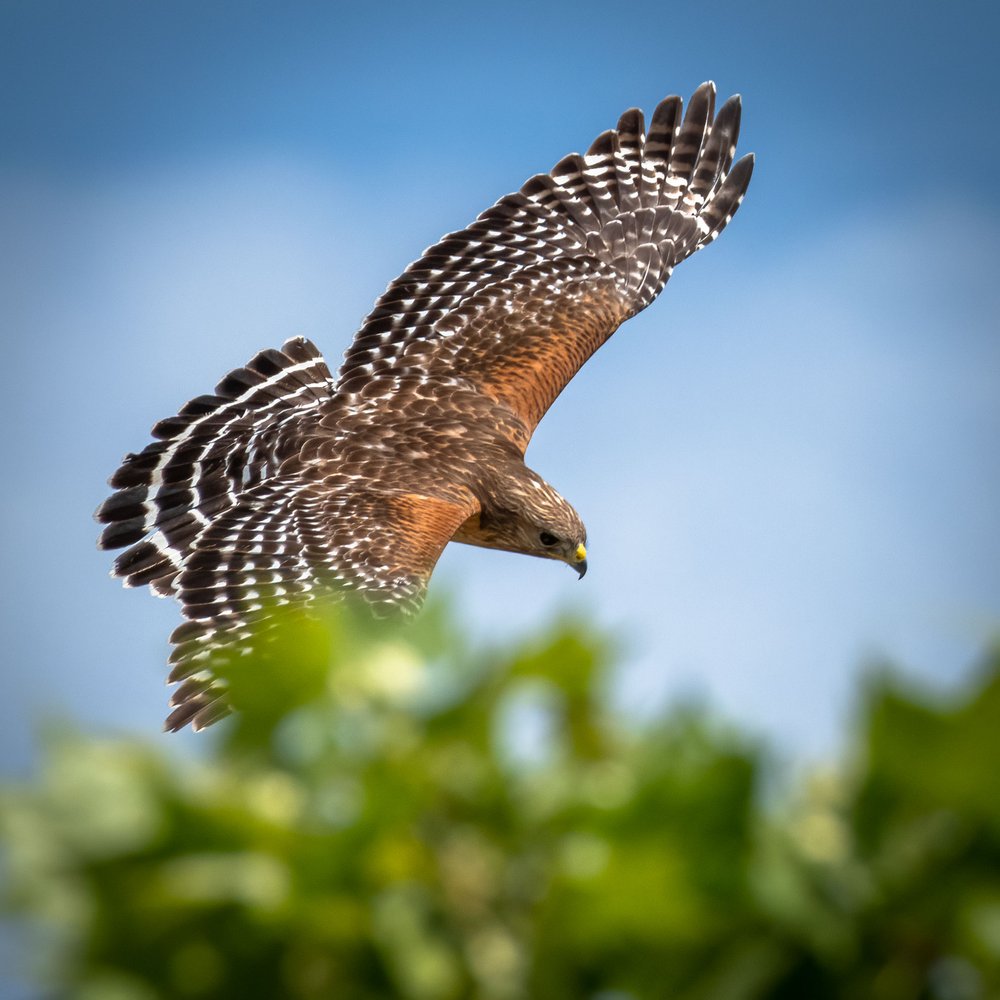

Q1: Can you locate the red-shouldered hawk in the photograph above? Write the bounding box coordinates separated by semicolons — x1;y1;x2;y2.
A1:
96;82;754;731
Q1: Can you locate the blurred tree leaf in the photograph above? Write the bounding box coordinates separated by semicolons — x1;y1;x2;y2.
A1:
3;605;999;998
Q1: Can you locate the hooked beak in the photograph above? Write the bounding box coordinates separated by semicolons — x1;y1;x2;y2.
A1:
573;543;587;579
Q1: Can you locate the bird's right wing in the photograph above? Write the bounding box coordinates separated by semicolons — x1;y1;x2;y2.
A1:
336;82;753;439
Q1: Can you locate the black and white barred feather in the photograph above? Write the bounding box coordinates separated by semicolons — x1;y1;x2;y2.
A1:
338;82;752;396
98;338;335;595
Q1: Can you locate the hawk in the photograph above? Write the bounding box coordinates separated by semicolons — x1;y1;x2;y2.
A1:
96;82;754;731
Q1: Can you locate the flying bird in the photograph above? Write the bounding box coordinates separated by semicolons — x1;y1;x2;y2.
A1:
96;82;754;731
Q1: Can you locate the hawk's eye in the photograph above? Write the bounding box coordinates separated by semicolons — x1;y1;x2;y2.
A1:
539;531;559;547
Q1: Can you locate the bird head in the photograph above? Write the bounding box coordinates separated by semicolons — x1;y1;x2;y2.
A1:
456;464;588;577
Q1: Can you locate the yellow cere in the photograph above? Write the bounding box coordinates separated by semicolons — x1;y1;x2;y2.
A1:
575;543;587;563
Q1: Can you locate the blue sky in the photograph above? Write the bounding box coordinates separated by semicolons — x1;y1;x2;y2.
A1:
2;0;999;772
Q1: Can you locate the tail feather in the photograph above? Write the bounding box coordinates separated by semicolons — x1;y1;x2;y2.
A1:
95;337;334;595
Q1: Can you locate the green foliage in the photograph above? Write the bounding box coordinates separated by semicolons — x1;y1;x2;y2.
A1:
3;607;999;999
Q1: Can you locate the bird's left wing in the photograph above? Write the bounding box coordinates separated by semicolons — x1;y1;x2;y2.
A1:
336;83;753;438
163;478;478;731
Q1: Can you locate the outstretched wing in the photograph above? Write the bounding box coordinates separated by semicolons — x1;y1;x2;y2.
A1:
337;82;753;436
163;479;478;731
97;332;480;731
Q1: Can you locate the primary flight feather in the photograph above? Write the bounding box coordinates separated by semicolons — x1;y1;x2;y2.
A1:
96;82;754;731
